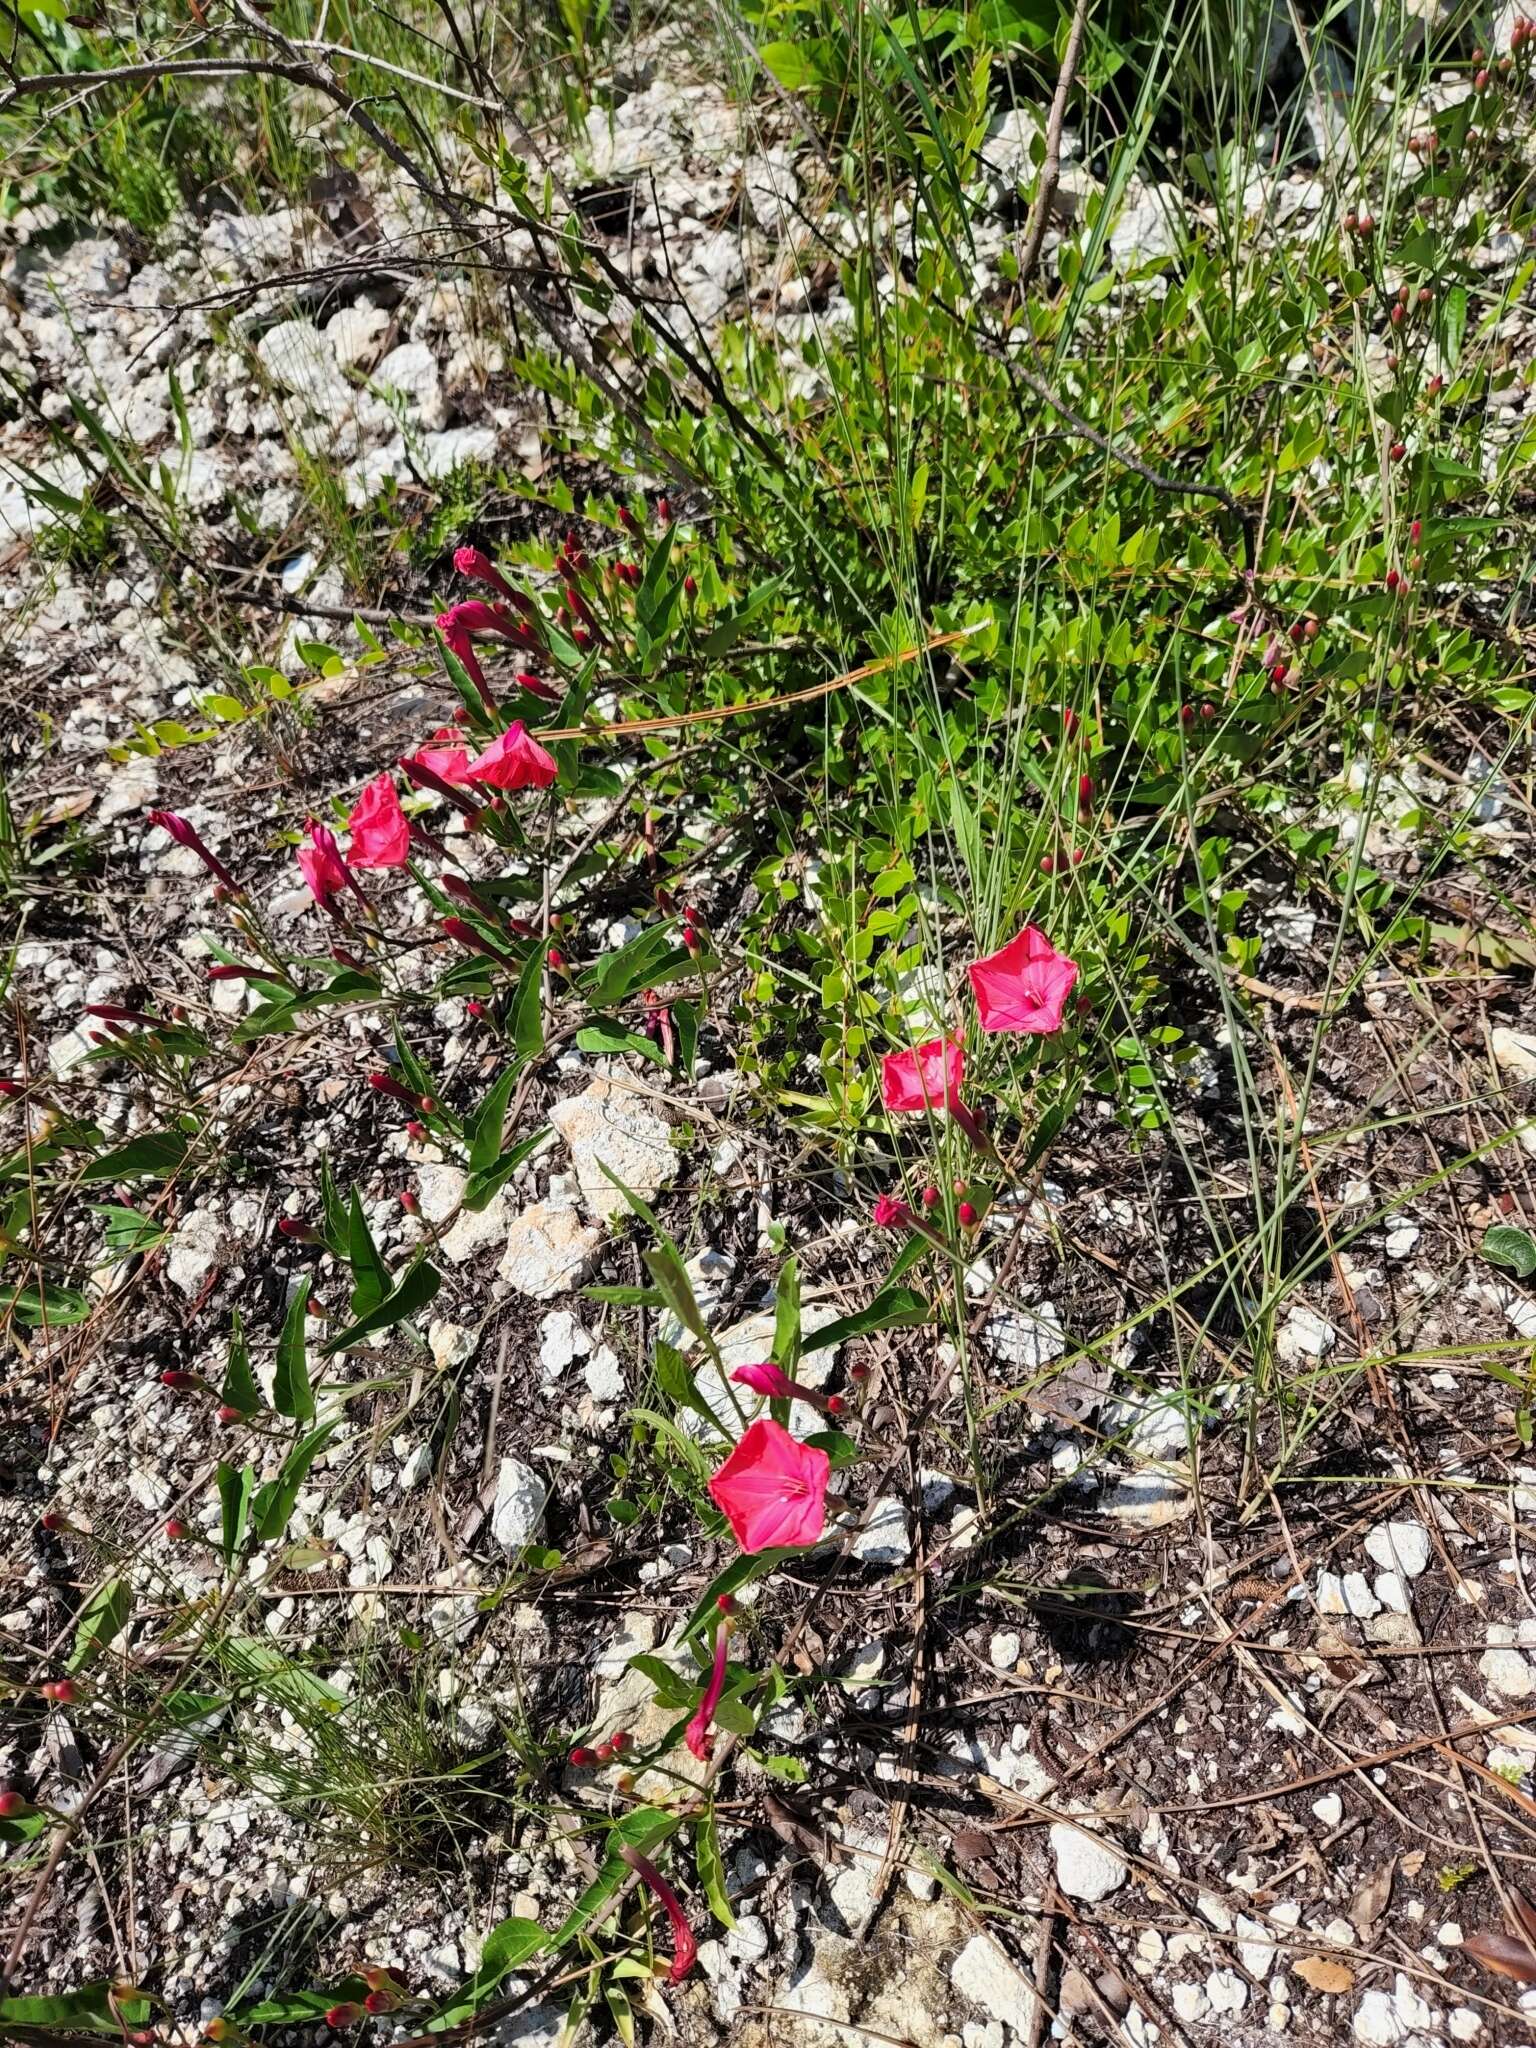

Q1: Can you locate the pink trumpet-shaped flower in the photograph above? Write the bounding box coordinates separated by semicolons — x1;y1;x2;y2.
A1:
464;721;558;792
296;822;366;913
346;773;410;869
400;750;481;819
146;810;240;890
708;1416;829;1554
881;1037;963;1113
453;546;523;609
685;1613;731;1762
968;925;1079;1035
441;915;517;966
619;1847;697;1983
444;599;523;639
436;610;496;715
872;1192;912;1229
731;1361;841;1416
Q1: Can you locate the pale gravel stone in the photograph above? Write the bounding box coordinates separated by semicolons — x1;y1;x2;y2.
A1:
949;1933;1039;2034
498;1200;601;1299
1316;1569;1380;1618
549;1076;678;1220
989;1630;1022;1671
1363;1521;1430;1577
1049;1822;1127;1902
1480;1646;1536;1700
1311;1792;1343;1825
490;1458;547;1551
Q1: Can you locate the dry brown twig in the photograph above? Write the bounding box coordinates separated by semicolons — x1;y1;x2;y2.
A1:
1014;0;1093;294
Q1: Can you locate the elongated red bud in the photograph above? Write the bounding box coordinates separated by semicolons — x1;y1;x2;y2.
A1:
160;1370;202;1392
278;1218;317;1241
1077;773;1093;811
0;1788;32;1818
399;1190;420;1216
324;2005;363;2029
217;1404;242;1425
40;1508;67;1532
958;1201;978;1227
684;575;697;596
165;1519;190;1541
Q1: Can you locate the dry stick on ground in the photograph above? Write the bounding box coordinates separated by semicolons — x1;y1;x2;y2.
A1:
1014;0;1093;295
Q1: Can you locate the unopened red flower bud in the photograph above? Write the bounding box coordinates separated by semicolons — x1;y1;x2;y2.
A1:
618;506;640;532
363;1994;392;2016
547;946;566;971
1385;568;1400;591
1417;285;1432;306
921;1185;939;1209
953;1176;967;1195
278;1217;316;1240
684;575;697;596
1390;302;1405;327
1389;441;1406;461
825;1395;845;1415
40;1508;66;1532
405;1120;428;1143
217;1404;241;1425
0;1788;30;1817
1072;847;1085;864
324;2006;363;2030
850;1363;869;1383
44;1677;78;1704
160;1370;201;1392
716;1594;735;1614
593;1742;614;1764
399;1190;420;1216
1039;854;1054;875
1476;66;1490;88
958;1201;978;1227
165;1519;189;1541
1357;214;1374;235
1270;662;1288;685
1077;773;1093;810
1200;703;1215;720
658;498;672;525
1426;373;1443;394
573;627;591;648
466;999;486;1019
1304;617;1319;639
451;704;471;725
568;1745;598;1767
1409;519;1422;541
1180;703;1194;724
1344;210;1358;232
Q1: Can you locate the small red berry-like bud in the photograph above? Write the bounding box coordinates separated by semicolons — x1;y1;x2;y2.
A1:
217;1404;241;1425
1270;662;1288;685
1344;210;1358;232
1077;773;1093;810
593;1743;614;1764
1180;703;1194;724
363;1994;391;2016
405;1120;428;1142
568;1746;598;1767
324;2006;363;2030
572;627;591;648
399;1190;420;1216
1200;703;1215;720
610;1730;633;1753
716;1594;735;1614
1039;854;1054;875
958;1201;978;1227
618;506;639;532
953;1176;967;1196
1426;373;1443;394
684;575;698;597
1357;214;1374;235
1385;568;1400;591
418;1096;437;1114
1304;617;1319;640
40;1508;66;1532
1417;286;1432;306
165;1519;189;1541
1071;847;1085;865
850;1364;870;1382
160;1370;200;1392
658;498;672;526
1390;302;1405;327
1389;441;1406;462
1476;67;1490;88
1062;706;1078;736
825;1395;845;1415
1473;44;1485;62
1409;518;1422;541
451;705;471;726
921;1185;939;1209
1385;352;1399;371
547;947;565;972
0;1788;29;1817
46;1678;78;1704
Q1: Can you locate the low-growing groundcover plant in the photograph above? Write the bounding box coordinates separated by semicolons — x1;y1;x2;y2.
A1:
4;0;1536;2039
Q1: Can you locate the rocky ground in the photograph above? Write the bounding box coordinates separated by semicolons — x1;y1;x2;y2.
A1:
6;12;1536;2048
